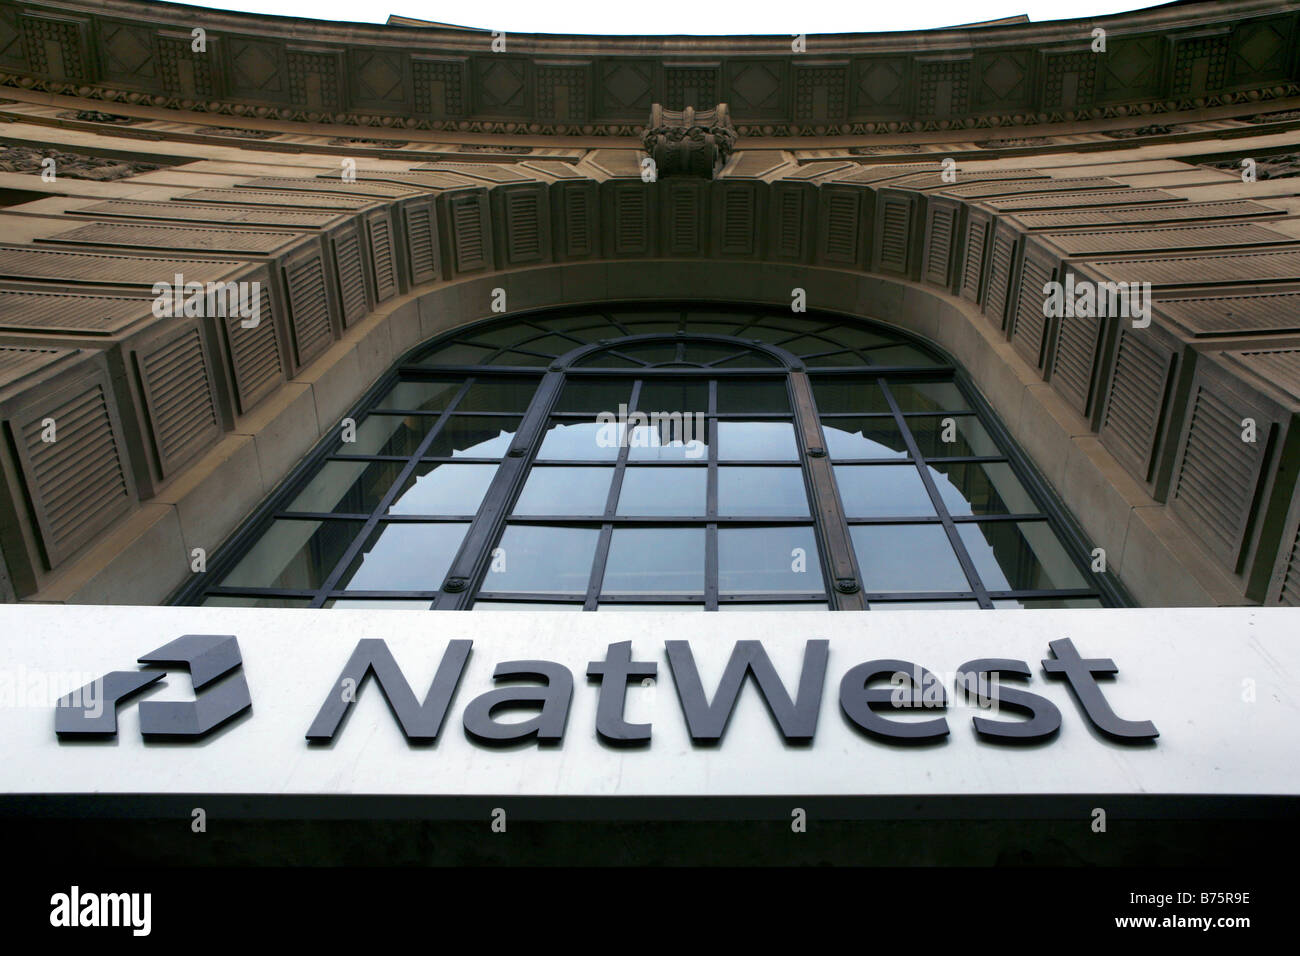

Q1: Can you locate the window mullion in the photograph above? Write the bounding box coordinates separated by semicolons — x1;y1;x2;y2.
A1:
439;369;568;609
878;378;994;609
705;380;719;611
787;367;865;610
584;380;642;610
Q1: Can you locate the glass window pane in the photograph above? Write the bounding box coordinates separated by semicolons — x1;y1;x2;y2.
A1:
374;380;461;412
492;349;555;367
287;460;404;514
719;526;824;594
864;344;943;367
835;465;935;517
993;598;1104;609
336;414;437;457
389;463;498;516
513;467;614;517
716;380;790;414
219;519;362;590
626;418;709;461
339;522;469;592
597;343;679;364
957;521;1089;591
456;379;539;413
870;601;982;610
637;381;708;419
415;342;495;366
472;601;584;610
598;603;705;611
426;416;519;458
518;333;583;356
929;461;1037;516
889;381;970;413
716;602;828;611
805;351;867;367
850;524;970;593
485;525;599;594
717;421;798;461
908;415;999;458
713;351;780;368
554;379;632;413
718;467;810;516
461;324;533;347
202;595;312;608
325;599;434;609
822;418;909;460
602;528;705;595
617;467;707;516
537;420;622;461
812;378;891;414
781;334;842;356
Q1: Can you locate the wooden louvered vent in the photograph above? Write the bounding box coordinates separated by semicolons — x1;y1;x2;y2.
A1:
136;326;221;477
983;232;1016;328
333;231;368;326
721;187;754;256
564;187;592;257
404;204;438;284
1099;327;1172;483
284;252;334;367
775;189;804;259
506;191;543;262
823;192;858;263
924;206;953;286
18;380;133;566
876;199;911;274
1171;384;1265;567
615;189;648;255
960;218;987;302
369;216;398;301
451;196;487;271
1011;256;1052;368
223;289;283;414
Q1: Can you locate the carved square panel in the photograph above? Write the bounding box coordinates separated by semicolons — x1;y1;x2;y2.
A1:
227;37;287;100
349;49;410;109
850;56;910;117
1097;35;1165;101
974;50;1033;111
0;7;25;67
1229;16;1295;85
726;59;789;120
472;56;531;116
596;59;657;119
98;20;155;82
794;61;848;122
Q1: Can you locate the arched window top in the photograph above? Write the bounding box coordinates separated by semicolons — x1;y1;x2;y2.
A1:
179;304;1118;612
411;306;947;372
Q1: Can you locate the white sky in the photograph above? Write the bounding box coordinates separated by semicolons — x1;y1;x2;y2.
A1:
185;0;1155;34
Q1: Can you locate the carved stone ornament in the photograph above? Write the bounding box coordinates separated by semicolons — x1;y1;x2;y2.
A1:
642;103;737;179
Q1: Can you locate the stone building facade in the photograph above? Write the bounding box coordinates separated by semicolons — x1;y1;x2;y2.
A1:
1;0;1299;608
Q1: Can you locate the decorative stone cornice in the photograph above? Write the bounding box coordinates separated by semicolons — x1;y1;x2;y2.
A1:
0;0;1298;137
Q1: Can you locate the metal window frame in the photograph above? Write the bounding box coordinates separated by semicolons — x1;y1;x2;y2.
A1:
172;302;1129;610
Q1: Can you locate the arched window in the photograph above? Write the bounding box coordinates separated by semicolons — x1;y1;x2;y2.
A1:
181;305;1118;610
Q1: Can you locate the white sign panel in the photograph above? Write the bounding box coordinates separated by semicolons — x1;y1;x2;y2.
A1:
1;605;1297;798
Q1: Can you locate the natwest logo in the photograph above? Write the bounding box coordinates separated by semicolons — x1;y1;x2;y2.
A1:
55;634;251;740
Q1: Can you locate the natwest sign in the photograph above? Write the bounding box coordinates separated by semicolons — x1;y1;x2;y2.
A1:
0;605;1296;800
